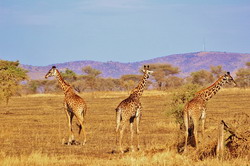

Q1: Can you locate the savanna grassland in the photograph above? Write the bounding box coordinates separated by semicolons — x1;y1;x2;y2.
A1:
0;89;249;166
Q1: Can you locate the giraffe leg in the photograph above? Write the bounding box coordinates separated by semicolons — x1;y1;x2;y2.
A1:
201;109;206;139
116;128;119;146
119;122;126;153
193;118;199;149
183;111;189;152
130;122;135;152
136;113;141;150
63;102;75;145
79;121;86;145
77;123;82;135
76;111;87;145
201;118;205;139
66;110;74;145
115;109;121;145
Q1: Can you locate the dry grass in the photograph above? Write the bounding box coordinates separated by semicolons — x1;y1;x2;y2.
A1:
0;89;249;166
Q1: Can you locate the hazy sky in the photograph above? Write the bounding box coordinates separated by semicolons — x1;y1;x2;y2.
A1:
1;0;250;66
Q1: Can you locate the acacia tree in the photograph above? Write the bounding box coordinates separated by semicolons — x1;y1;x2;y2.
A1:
190;69;213;86
235;62;250;88
210;65;225;79
149;63;180;90
246;62;250;68
120;74;141;92
0;60;28;104
82;66;102;91
24;80;43;94
60;68;77;81
96;78;121;91
165;76;184;88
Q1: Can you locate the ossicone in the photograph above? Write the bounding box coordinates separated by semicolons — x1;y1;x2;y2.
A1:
144;65;149;69
52;66;56;69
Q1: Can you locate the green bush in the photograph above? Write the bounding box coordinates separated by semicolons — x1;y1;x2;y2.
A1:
168;84;201;127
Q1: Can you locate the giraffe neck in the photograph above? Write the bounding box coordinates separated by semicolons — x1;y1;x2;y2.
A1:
196;76;227;101
55;69;71;93
130;73;148;99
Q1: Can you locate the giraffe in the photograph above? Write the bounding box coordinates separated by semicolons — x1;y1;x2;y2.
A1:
115;65;153;153
183;72;236;152
45;66;87;145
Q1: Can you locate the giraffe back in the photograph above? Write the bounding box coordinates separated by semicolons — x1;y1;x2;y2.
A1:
65;87;87;117
116;96;141;120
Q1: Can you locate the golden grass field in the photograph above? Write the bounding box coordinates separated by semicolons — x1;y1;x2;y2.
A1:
0;89;249;166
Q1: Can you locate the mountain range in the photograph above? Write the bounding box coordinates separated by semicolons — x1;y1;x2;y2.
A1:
21;52;250;80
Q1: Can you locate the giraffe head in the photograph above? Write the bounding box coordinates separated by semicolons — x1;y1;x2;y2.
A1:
45;66;58;79
223;72;237;86
142;65;153;78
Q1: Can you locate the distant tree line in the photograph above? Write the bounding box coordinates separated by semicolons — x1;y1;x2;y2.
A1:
1;59;250;104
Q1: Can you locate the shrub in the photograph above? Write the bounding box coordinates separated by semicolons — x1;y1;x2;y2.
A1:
168;84;201;127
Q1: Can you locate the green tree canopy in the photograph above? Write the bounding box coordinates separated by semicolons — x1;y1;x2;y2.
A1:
190;69;213;86
82;66;102;77
149;63;180;90
0;60;28;104
235;62;250;88
60;68;77;81
210;65;225;79
120;74;141;92
121;74;141;82
82;66;102;91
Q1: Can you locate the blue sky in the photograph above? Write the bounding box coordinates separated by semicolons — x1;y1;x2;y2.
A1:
0;0;250;66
